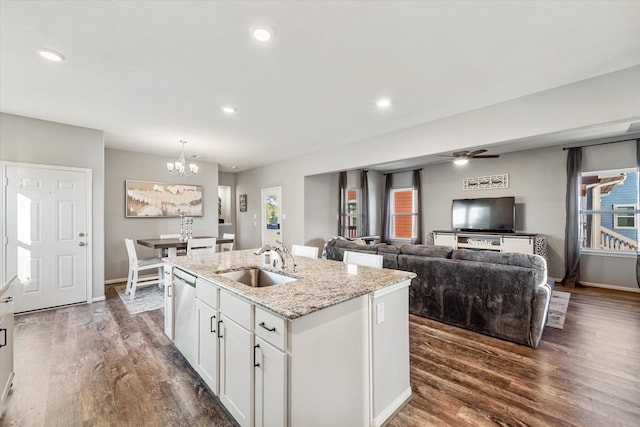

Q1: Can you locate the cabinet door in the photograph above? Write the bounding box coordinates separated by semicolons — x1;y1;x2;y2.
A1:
197;299;218;395
502;237;534;254
0;311;14;412
254;337;287;427
434;233;457;247
219;314;253;427
163;265;173;339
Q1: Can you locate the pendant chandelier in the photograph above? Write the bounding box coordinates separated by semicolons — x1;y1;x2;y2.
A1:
166;140;199;177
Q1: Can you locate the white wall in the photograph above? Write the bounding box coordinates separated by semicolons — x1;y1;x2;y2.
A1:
218;171;236;238
0;113;106;299
104;148;218;280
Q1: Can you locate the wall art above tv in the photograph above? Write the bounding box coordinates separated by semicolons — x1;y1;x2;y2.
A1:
125;180;203;217
463;173;509;191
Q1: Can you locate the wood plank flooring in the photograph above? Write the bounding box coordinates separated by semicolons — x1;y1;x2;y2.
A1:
1;284;639;426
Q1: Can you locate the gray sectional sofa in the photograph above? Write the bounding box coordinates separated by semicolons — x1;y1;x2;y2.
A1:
325;238;553;348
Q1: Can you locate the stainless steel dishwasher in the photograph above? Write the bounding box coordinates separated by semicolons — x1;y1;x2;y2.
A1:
173;268;197;367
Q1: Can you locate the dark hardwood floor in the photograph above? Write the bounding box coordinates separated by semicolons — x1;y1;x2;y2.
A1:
1;284;639;426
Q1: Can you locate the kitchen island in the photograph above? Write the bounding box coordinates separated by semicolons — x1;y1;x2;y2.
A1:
164;249;415;427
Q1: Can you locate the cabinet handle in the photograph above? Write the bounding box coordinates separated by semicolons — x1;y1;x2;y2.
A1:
258;321;276;332
167;284;172;298
253;344;260;367
210;314;216;333
217;320;223;339
0;328;6;348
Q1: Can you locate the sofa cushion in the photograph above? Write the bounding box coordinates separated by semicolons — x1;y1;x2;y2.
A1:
399;244;453;259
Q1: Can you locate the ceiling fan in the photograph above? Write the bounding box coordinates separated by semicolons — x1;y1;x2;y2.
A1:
441;149;500;165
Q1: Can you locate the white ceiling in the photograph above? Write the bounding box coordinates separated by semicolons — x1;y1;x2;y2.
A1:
1;1;640;172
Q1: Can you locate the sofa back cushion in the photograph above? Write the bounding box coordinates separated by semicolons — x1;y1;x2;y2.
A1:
399;244;453;259
451;249;547;284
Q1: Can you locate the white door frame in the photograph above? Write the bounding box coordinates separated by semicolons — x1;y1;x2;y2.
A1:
1;161;93;305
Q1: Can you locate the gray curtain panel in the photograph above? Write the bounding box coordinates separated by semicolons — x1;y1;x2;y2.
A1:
562;147;582;287
412;169;423;244
360;170;369;237
381;173;393;243
338;171;347;237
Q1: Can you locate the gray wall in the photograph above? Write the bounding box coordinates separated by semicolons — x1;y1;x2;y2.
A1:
0;113;106;299
104;148;218;280
234;67;640;290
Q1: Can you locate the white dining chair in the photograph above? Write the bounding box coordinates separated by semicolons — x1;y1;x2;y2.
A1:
124;238;165;300
291;244;319;259
187;237;217;255
220;233;235;252
342;250;383;268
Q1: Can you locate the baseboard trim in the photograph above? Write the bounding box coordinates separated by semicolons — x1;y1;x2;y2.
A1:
372;386;412;427
580;281;640;293
92;296;106;302
105;274;156;286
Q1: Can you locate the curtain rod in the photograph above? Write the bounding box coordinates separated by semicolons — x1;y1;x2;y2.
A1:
562;136;640;151
384;168;422;175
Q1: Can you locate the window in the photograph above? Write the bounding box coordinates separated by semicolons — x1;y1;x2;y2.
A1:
340;188;360;238
580;169;638;253
614;204;636;229
391;188;417;240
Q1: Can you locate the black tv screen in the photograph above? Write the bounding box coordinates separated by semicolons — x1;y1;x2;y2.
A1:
451;197;515;232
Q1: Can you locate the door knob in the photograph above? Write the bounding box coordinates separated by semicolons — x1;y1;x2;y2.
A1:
79;242;86;246
79;232;85;237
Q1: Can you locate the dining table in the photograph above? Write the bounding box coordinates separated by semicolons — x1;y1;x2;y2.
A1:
136;236;234;257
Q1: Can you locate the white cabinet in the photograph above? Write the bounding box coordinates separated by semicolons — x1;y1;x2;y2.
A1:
219;314;254;427
163;264;173;339
254;337;286;427
0;276;16;416
196;299;218;394
434;231;536;254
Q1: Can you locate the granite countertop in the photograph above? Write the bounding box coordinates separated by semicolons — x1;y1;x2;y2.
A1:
164;249;416;319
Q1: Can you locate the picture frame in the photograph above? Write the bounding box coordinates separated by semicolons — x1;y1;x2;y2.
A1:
125;180;203;217
239;193;248;212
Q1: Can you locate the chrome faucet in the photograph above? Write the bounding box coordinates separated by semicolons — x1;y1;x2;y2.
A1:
254;241;297;272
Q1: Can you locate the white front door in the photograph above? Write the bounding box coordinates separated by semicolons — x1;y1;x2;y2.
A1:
3;163;91;313
261;187;282;247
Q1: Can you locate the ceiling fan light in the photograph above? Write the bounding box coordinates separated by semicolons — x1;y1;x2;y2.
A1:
453;158;469;166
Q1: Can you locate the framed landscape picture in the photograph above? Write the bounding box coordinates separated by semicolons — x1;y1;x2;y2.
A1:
125;180;203;217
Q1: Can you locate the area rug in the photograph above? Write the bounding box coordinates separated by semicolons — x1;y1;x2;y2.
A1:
546;290;571;329
115;284;164;315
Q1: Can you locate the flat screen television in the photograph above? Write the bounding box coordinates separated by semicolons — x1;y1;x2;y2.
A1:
451;196;515;232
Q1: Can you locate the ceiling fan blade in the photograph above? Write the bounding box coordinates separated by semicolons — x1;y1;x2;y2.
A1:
467;149;487;157
472;154;500;159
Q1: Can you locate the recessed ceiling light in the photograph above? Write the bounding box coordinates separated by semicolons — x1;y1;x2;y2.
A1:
231;166;238;170
251;26;274;42
376;97;392;109
37;48;65;62
221;105;237;114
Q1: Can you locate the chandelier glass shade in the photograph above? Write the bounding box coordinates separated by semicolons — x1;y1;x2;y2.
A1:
167;140;199;176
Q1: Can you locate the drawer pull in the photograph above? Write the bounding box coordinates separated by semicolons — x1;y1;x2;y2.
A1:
210;314;216;333
259;321;276;332
253;344;260;367
0;328;6;348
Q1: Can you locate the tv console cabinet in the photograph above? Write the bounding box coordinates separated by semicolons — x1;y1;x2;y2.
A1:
433;230;538;254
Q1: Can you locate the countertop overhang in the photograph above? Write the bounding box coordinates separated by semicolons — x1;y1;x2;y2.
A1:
164;249;415;319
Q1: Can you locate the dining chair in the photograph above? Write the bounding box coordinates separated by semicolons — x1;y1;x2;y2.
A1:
187;237;217;255
220;233;235;252
342;250;383;268
124;238;165;299
291;244;319;259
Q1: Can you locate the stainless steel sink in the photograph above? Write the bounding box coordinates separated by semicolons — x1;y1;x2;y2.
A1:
218;268;297;287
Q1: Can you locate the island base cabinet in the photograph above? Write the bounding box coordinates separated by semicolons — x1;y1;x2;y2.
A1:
219;314;254;427
254;337;286;427
0;300;14;415
196;299;218;395
289;295;370;427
